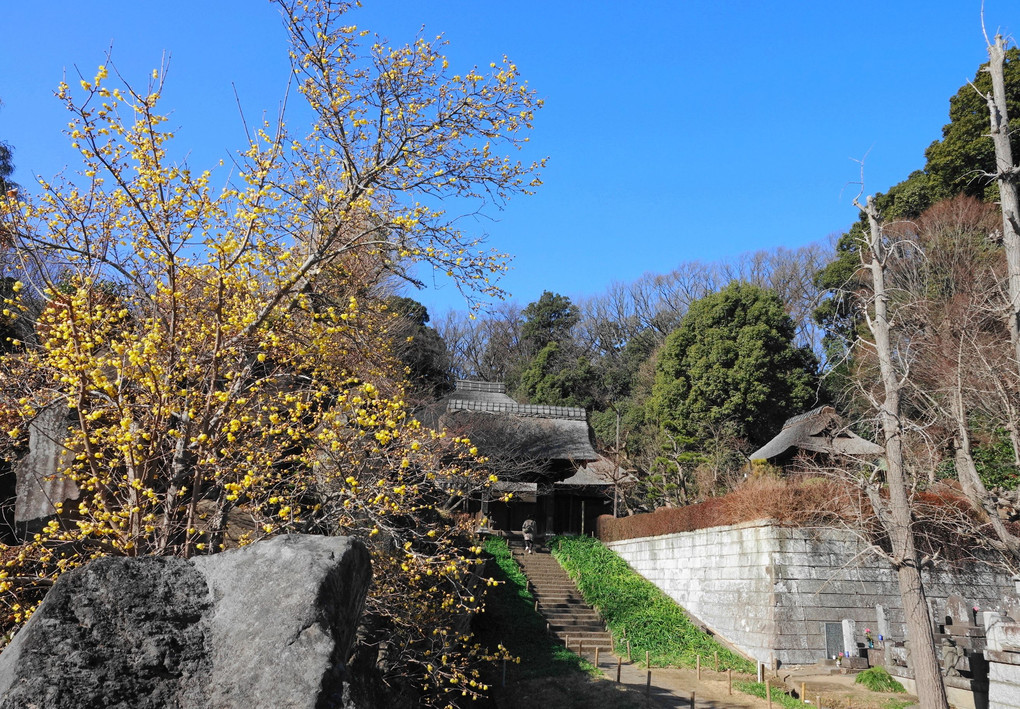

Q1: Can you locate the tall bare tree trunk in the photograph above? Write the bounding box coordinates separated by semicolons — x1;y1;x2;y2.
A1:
951;358;1020;556
858;196;949;709
986;36;1020;367
944;35;1020;561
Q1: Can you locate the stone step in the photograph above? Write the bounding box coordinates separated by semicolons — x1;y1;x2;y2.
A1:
557;635;615;651
538;602;593;611
542;608;603;620
549;623;608;634
557;631;614;641
537;600;595;610
541;610;602;621
513;549;616;657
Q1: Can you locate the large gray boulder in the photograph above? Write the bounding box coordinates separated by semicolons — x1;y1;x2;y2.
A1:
0;534;371;709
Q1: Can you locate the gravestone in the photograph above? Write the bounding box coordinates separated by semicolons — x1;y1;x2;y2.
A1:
825;622;844;659
13;405;79;537
876;604;889;643
928;598;941;633
842;618;857;657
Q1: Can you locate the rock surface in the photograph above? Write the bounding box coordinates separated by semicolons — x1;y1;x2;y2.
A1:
0;534;371;709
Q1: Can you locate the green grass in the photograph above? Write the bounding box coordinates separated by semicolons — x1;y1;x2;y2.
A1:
855;666;906;693
477;536;593;680
549;535;755;673
734;681;804;708
881;701;914;709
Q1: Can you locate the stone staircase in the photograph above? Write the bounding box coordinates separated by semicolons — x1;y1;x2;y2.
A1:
513;545;615;653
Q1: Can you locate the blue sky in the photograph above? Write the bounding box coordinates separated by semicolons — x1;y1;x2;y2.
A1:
1;1;1015;316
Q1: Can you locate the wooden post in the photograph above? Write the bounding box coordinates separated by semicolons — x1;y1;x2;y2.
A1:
565;634;570;649
714;650;718;672
627;639;632;662
696;655;701;681
689;692;695;708
728;669;732;695
816;695;821;708
801;682;806;703
616;656;622;683
579;641;584;659
534;599;539;612
645;652;651;698
766;679;772;708
595;646;600;668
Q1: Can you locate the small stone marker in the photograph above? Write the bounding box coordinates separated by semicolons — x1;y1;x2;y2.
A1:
876;604;889;644
841;619;857;657
928;598;941;632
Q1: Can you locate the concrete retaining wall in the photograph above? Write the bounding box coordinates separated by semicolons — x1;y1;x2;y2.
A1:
607;521;1015;665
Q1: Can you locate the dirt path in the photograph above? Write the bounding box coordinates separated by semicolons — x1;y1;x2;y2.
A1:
586;651;919;709
590;653;772;708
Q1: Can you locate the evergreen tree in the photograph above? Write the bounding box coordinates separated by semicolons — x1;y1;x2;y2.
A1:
648;282;819;448
387;296;453;399
518;290;579;354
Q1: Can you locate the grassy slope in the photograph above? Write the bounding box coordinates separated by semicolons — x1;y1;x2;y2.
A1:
549;535;755;671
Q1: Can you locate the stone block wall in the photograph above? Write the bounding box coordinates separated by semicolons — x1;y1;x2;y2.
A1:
985;612;1020;709
607;522;1015;665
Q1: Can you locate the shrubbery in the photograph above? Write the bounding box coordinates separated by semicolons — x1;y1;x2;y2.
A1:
854;666;906;694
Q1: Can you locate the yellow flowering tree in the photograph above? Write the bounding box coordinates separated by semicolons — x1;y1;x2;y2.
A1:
0;0;542;703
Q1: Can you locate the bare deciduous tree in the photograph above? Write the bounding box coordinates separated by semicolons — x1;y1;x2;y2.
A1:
855;192;949;709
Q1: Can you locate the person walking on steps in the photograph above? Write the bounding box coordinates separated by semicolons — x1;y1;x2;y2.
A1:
522;517;537;554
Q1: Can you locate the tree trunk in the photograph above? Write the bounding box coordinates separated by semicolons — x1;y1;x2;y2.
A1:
951;383;1020;556
946;34;1020;560
987;35;1020;370
859;196;949;709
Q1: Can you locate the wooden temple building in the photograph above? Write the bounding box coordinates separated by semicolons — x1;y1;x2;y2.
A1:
420;380;621;536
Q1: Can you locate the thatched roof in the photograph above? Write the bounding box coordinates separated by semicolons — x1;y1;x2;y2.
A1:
418;380;598;465
557;456;636;487
749;406;884;462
